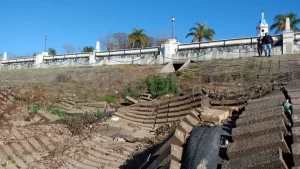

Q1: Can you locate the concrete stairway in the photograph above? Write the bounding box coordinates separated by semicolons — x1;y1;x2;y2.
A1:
222;86;297;169
0;123;140;169
57;99;109;116
111;93;203;133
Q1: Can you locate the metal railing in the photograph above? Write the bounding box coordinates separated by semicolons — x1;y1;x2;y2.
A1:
178;34;282;51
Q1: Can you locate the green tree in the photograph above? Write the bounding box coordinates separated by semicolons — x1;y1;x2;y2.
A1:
48;48;56;55
127;28;148;48
186;22;215;42
82;46;94;52
270;12;300;33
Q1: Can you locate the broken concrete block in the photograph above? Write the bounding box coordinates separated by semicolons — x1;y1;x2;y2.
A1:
126;96;139;104
182;114;199;127
201;96;211;108
223;148;288;169
200;109;229;124
189;110;200;120
155;129;185;156
147;144;183;169
160;160;181;169
177;120;193;134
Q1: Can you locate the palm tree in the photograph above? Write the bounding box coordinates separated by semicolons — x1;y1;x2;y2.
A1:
270;12;300;33
127;28;148;48
186;22;215;42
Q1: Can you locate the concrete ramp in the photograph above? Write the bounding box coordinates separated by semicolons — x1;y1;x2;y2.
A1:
160;60;191;73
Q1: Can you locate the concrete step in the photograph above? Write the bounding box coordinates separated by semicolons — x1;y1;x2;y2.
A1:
228;131;290;160
37;110;59;121
232;118;288;141
223;148;288;169
1;145;28;169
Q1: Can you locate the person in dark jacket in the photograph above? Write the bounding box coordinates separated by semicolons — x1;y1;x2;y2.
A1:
257;36;263;56
262;32;273;57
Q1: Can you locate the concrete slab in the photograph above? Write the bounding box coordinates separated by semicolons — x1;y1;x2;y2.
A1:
223;148;288;169
146;144;183;169
232;118;288;141
160;160;181;169
228;132;290;159
182;114;199;127
177;121;193;134
126;96;138;104
200;109;229;124
155;129;185;156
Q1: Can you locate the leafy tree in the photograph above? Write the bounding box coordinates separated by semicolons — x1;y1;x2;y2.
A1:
82;46;94;52
127;28;148;48
186;22;215;42
270;12;300;33
48;48;56;55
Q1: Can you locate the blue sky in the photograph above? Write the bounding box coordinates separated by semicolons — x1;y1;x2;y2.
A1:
0;0;299;56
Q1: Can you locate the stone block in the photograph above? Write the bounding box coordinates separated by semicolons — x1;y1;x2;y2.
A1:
223;148;288;169
232;118;288;141
201;96;211;108
189;110;200;120
86;102;107;108
160;160;181;169
147;144;183;169
126;96;138;104
155;129;185;156
228;132;290;159
182;114;199;127
177;120;193;134
200;109;229;124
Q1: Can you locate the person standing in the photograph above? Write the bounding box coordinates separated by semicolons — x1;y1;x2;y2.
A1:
257;36;263;56
262;33;273;57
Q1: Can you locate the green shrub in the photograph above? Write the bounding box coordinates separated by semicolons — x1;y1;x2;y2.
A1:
144;75;178;98
46;105;66;118
97;94;116;104
96;110;104;119
29;103;42;115
124;86;140;99
13;94;22;101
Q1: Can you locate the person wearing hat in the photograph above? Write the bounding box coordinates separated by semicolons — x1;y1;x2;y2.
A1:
262;32;274;57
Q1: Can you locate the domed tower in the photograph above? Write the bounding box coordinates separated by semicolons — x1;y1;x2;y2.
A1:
256;13;269;37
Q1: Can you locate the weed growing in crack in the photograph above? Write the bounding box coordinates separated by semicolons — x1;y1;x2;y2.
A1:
144;75;178;98
12;94;22;101
7;156;16;164
29;103;42;115
96;110;104;119
96;94;116;104
46;105;66;118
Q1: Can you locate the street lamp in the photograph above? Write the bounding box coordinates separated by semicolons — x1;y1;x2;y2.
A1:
172;16;175;39
44;35;48;51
